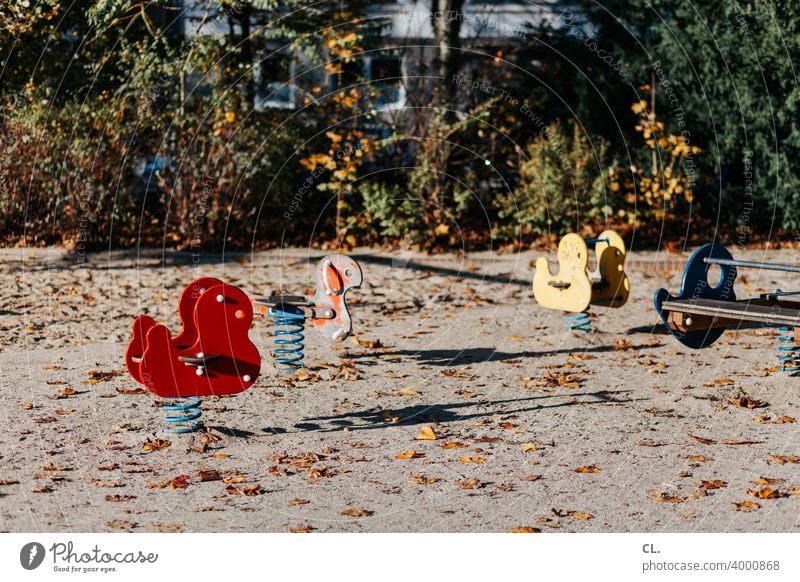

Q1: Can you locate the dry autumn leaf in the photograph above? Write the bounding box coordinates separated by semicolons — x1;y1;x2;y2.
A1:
116;387;146;395
415;426;438;441
288;498;311;506
142;439;171;452
197;469;221;482
767;454;800;464
688;455;712;465
748;487;783;499
509;526;541;533
650;491;684;503
688;434;715;445
105;494;136;502
575;465;601;474
408;475;437;485
351;336;383;349
699;480;727;490
340;508;373;517
728;396;768;409
752;477;784;486
459;456;486;464
732;500;761;512
440;441;467;449
395;450;423;460
289;525;314;533
520;443;538;453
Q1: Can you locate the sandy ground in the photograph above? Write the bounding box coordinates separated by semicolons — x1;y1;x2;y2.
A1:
0;245;799;533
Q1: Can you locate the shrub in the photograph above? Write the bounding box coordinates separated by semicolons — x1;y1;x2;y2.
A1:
495;121;612;243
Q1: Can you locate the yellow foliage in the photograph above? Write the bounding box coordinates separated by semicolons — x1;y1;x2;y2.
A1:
610;89;702;220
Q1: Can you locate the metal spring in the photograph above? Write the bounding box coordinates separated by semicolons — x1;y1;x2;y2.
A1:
564;310;592;333
268;304;306;370
162;397;203;433
776;325;800;376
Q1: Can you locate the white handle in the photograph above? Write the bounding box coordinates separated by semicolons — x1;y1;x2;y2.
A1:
322;259;339;296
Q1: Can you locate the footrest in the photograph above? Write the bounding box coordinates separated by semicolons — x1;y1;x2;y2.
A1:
661;298;800;327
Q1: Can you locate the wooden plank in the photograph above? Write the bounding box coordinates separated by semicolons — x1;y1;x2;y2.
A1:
661;298;800;326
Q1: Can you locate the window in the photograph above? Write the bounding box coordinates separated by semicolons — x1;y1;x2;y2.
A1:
368;56;405;110
255;54;296;110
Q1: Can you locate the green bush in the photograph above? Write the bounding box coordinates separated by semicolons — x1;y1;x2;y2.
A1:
495;121;614;243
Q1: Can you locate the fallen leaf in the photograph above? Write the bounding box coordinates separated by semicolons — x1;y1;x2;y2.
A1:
775;415;796;424
106;520;138;530
142;438;171;452
650;490;684;503
459;456;486;464
614;339;633;351
575;465;601;474
748;487;783;499
148;475;190;489
395;450;423;459
520;443;538;453
705;377;734;386
768;454;800;465
225;484;262;496
288;498;310;506
720;439;762;446
751;477;784;486
49;387;77;399
728;396;768;409
222;475;247;484
351;336;383;349
393;387;420;397
340;508;373;517
732;500;761;512
699;480;727;490
408;475;437;485
457;478;482;490
571;512;594;520
84;370;123;384
552;508;594;519
92;480;124;488
0;479;20;485
105;494;136;502
688;434;715;445
415;426;438;441
197;469;221;482
116;387;146;395
509;526;541;533
688;455;712;465
289;525;314;533
381;410;401;423
440;441;467;449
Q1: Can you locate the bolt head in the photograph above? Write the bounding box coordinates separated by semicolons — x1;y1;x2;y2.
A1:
243;375;252;382
216;294;224;302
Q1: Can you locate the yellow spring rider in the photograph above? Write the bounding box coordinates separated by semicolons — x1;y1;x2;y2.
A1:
533;230;630;331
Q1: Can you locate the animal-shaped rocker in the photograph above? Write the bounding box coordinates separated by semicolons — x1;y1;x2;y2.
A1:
654;243;800;374
533;230;630;332
125;278;261;432
254;254;363;370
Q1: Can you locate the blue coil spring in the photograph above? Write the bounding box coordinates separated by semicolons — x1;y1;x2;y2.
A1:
564;310;592;332
268;305;306;370
162;397;203;433
776;325;800;375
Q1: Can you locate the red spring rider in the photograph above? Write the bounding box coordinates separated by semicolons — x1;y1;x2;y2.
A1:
125;278;261;432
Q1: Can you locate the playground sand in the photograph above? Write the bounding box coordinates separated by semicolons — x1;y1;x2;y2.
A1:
0;246;799;533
